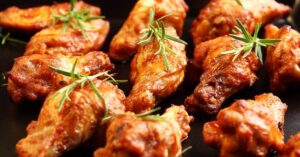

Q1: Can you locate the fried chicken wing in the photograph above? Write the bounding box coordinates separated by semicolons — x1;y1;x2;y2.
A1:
0;1;100;32
8;51;113;103
203;93;287;157
265;24;300;93
23;19;109;56
16;79;125;157
280;132;300;157
184;36;259;114
108;0;188;61
94;105;192;157
190;0;291;45
125;26;187;113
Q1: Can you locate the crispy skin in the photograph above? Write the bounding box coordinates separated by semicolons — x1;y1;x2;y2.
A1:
184;36;259;114
8;51;113;103
190;0;291;45
265;25;300;93
280;132;300;157
94;105;192;157
0;1;100;32
125;26;187;113
16;80;125;157
23;19;109;56
108;0;188;61
203;93;287;157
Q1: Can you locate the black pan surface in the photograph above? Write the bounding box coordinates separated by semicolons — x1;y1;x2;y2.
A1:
0;0;298;156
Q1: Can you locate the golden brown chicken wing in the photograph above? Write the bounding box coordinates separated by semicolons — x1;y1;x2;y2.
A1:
190;0;291;45
23;19;109;56
94;105;192;157
279;132;300;157
16;79;125;157
108;0;188;61
184;36;259;114
203;93;287;157
8;51;113;103
265;24;300;93
125;26;187;113
0;1;100;32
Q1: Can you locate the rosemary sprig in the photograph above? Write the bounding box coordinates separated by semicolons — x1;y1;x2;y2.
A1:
52;0;104;38
138;8;187;71
235;0;243;7
176;146;192;157
0;33;26;45
221;19;281;64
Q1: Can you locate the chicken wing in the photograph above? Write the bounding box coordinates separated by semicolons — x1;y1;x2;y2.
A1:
0;1;100;32
94;105;192;157
23;19;109;56
16;79;126;157
108;0;188;61
203;93;287;157
8;51;113;103
125;26;187;113
265;24;300;93
190;0;291;45
279;132;300;157
184;36;259;114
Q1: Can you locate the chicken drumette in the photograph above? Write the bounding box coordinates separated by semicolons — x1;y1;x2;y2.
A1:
280;132;300;157
203;93;287;157
8;51;113;103
265;24;300;93
184;36;259;114
94;105;192;157
190;0;290;45
16;79;126;157
0;1;100;32
108;0;188;61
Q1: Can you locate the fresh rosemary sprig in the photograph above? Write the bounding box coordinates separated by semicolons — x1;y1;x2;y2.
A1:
221;19;281;64
138;8;187;71
235;0;243;7
176;146;192;157
52;0;104;38
0;33;26;45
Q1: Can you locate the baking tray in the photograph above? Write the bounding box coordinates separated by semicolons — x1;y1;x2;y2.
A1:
0;0;298;156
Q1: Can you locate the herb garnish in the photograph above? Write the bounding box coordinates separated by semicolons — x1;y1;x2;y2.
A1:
221;19;281;64
52;0;104;38
0;33;26;45
138;8;187;71
235;0;243;7
176;146;192;157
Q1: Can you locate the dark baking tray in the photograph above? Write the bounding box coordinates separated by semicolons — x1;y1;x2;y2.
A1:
0;0;297;156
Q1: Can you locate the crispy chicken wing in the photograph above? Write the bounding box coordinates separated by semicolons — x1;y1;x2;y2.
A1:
0;1;100;32
265;24;300;93
23;19;109;56
190;0;291;45
280;132;300;157
203;93;287;157
108;0;188;61
8;51;113;103
94;105;192;157
184;36;259;114
16;79;125;157
125;26;187;113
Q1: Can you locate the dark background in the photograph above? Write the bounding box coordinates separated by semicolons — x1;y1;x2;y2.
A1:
0;0;298;156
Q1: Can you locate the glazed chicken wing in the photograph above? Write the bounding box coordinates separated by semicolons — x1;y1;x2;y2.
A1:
0;1;100;32
16;79;126;157
203;93;287;157
265;24;300;93
94;105;192;157
23;19;109;56
184;36;259;114
8;51;113;103
190;0;290;45
108;0;188;61
125;26;187;113
280;132;300;157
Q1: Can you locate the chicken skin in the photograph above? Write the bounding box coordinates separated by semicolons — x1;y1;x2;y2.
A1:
23;19;109;56
108;0;188;61
125;26;187;113
94;105;192;157
16;79;125;157
203;93;287;157
0;1;100;32
280;132;300;157
190;0;291;45
8;51;113;103
184;36;259;114
265;24;300;93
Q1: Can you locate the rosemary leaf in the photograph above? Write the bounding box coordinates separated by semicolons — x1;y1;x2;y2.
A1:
176;146;192;157
0;33;26;45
